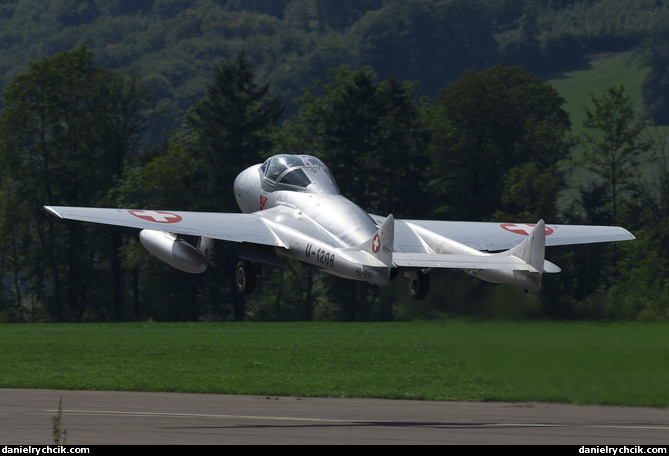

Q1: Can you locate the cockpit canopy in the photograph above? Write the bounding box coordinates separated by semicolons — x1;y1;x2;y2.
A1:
260;154;340;194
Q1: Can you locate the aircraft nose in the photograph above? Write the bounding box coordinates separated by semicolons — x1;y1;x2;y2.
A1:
233;170;251;209
233;165;262;213
233;169;248;198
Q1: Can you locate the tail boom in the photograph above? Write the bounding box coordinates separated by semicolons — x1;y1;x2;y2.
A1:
466;221;548;291
398;220;551;292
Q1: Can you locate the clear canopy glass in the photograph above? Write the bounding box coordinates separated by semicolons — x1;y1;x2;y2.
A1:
260;154;340;194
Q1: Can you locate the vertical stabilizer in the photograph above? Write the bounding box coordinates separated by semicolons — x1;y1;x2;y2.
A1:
504;220;546;272
344;214;395;268
373;214;395;268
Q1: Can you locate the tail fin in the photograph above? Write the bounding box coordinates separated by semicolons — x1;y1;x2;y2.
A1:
371;214;394;268
503;220;546;272
344;214;394;268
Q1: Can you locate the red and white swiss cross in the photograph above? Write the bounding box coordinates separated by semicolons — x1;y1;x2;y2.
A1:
128;210;182;224
500;223;554;236
371;234;381;253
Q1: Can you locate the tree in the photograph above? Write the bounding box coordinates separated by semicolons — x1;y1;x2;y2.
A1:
492;162;563;222
111;53;287;323
350;0;499;96
110;137;208;322
188;52;285;212
594;128;669;321
429;65;571;221
557;85;652;314
0;47;151;321
642;8;669;125
574;84;651;226
278;66;430;218
187;52;285;321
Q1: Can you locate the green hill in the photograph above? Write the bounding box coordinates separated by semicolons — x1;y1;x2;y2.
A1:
2;0;669;129
547;52;650;131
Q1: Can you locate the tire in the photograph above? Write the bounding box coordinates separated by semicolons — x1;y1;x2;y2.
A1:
407;271;430;301
235;261;257;295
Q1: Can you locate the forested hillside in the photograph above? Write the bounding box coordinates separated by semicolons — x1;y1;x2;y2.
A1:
1;0;669;125
1;0;669;323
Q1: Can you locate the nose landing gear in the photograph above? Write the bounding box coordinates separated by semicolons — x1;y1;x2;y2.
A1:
235;261;258;295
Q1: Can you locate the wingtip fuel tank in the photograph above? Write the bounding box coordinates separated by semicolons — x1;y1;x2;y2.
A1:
139;229;207;273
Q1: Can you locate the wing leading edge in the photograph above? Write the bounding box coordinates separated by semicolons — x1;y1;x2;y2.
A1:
44;206;285;247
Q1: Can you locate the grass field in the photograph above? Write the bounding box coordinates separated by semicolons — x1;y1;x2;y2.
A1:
1;321;668;407
545;52;665;208
547;52;650;131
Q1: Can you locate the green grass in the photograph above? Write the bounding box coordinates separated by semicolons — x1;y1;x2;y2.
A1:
546;53;659;207
1;321;668;407
429;321;669;407
547;52;650;131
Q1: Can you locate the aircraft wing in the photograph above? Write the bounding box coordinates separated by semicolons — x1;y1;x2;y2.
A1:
44;206;286;247
369;215;635;253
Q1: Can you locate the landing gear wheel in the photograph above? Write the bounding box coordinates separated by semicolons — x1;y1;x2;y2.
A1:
406;270;430;301
235;261;257;295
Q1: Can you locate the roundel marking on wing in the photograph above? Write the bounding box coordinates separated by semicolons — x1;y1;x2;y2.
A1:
128;210;183;224
500;223;554;236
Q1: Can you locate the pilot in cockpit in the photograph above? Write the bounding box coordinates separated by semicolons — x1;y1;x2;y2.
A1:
267;161;282;182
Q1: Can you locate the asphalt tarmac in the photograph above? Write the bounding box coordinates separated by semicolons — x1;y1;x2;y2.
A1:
1;388;668;445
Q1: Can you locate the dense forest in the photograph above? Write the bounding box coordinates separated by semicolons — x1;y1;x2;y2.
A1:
1;0;669;323
2;0;669;125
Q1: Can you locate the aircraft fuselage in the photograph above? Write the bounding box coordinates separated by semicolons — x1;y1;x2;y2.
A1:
232;157;393;288
234;164;378;247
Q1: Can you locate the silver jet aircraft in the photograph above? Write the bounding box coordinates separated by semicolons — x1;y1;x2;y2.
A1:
44;154;635;300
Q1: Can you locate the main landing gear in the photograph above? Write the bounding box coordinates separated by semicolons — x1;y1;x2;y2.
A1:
235;261;259;295
236;261;431;300
405;270;430;301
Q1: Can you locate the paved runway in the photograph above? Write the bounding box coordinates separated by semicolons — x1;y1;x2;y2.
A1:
1;389;669;445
